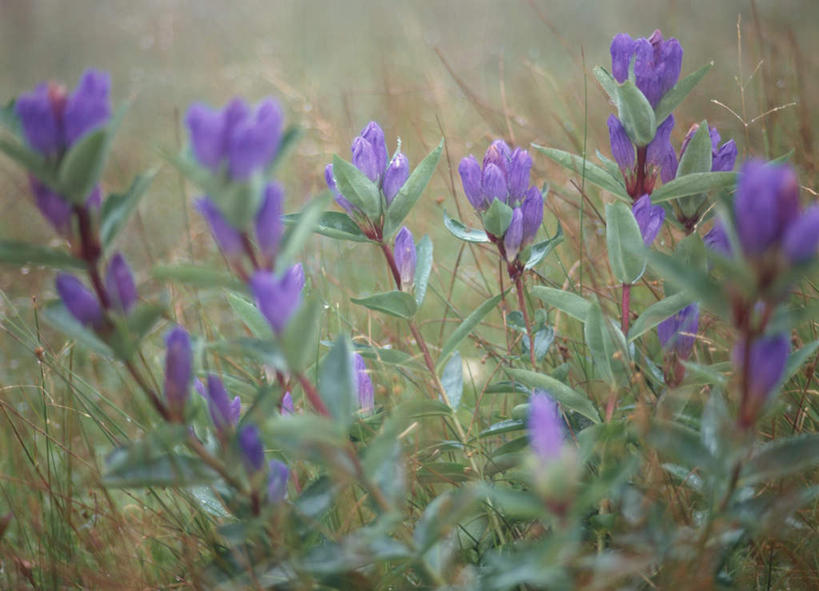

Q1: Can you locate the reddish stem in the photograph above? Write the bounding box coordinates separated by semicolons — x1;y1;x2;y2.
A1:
379;241;403;289
296;372;330;417
621;283;631;335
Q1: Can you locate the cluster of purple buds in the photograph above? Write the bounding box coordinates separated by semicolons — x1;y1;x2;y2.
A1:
394;226;417;290
459;140;543;263
55;251;138;329
325;121;410;225
15;69;110;236
733;333;789;427
163;327;192;420
354;353;374;413
237;425;289;504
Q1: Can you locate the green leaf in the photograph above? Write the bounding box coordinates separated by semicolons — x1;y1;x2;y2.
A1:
648;251;727;316
647;420;714;471
281;296;321;372
0;137;57;188
676;121;712;177
650;171;737;204
319;335;356;428
584;300;615;383
384;138;443;236
152;263;246;292
331;154;381;220
606;201;646;284
413;486;481;552
0;99;20;135
479;419;526;438
277;192;330;272
124;303;166;344
616;80;657;146
508;368;601;423
438;293;503;370
283;211;370;243
482;198;513;237
440;352;463;410
100;169;157;249
41;301;112;357
592;66;618;104
628;292;692;342
0;241;85;270
523;223;564;270
227;293;273;338
530;286;590;322
351;290;417;319
741;434;819;484
532;146;629;200
266;125;302;175
414;234;433;306
654;61;714;125
782;339;819;385
443;210;489;243
104;441;218;488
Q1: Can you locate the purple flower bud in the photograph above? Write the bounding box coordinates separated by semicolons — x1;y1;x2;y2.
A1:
163;326;192;417
86;185;102;210
104;253;137;313
394;226;416;288
712;139;737;173
15;83;61;157
528;390;564;464
267;459;289;503
704;221;732;257
204;374;241;432
521;186;543;246
507;148;532;201
186;102;229;173
610;33;636;83
325;163;357;215
458;155;486;210
734;334;790;407
632;194;665;245
281;391;294;415
504;207;524;261
360;121;389;178
238;424;265;473
633;31;683;108
607;115;635;173
250;266;303;334
63;69;112;147
351;136;380;183
482;139;511;173
227;98;283;181
482;163;508;204
382;153;409;205
657;303;699;359
29;177;73;236
55;273;103;329
354;353;374;413
646;115;677;182
255;182;284;261
195;197;244;260
784;206;819;263
734;160;801;257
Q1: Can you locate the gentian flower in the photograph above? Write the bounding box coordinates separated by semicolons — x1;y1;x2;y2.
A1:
29;179;74;237
704;220;732;257
250;264;304;334
195;197;244;260
610;30;683;108
382;153;410;205
503;207;524;261
254;182;284;263
678;124;738;174
163;326;192;418
632;194;665;245
734;333;789;425
185;97;283;181
394;226;416;288
354;353;374;413
104;253;137;313
238;424;265;474
267;459;289;503
325;163;357;216
203;374;241;433
527;390;564;464
281;391;294;415
55;273;103;329
657;303;699;359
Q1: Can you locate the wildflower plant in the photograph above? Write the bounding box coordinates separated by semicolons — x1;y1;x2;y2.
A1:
1;27;819;591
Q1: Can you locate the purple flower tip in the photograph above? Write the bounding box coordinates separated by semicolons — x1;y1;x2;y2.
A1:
267;459;289;503
734;334;790;407
528;391;564;464
394;226;417;288
657;303;699;359
205;374;241;433
632;194;665;245
704;220;732;257
250;267;304;334
383;152;410;205
105;253;137;313
195;197;244;259
354;353;374;413
281;391;294;415
163;326;192;417
55;273;103;329
255;182;284;261
238;424;265;473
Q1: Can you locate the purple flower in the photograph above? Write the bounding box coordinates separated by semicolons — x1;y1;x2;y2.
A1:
482;163;508;204
632;194;665;245
267;459;289;503
528;391;564;464
507;149;533;199
783;206;819;263
394;226;416;288
30;178;73;236
185;97;283;181
483;139;511;171
325;163;357;216
255;182;284;262
105;253;137;313
354;353;374;413
679;124;738;174
458;155;487;210
204;374;241;433
503;207;524;261
351;135;380;183
382;152;409;205
15;69;111;157
195;197;244;260
657;303;699;359
250;265;304;334
359;121;389;179
55;273;103;329
646;115;677;182
610;33;637;84
281;391;294;415
521;186;543;246
607;115;635;173
238;424;265;473
612;31;682;108
163;326;192;417
734;334;790;406
734;160;801;258
704;220;732;257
